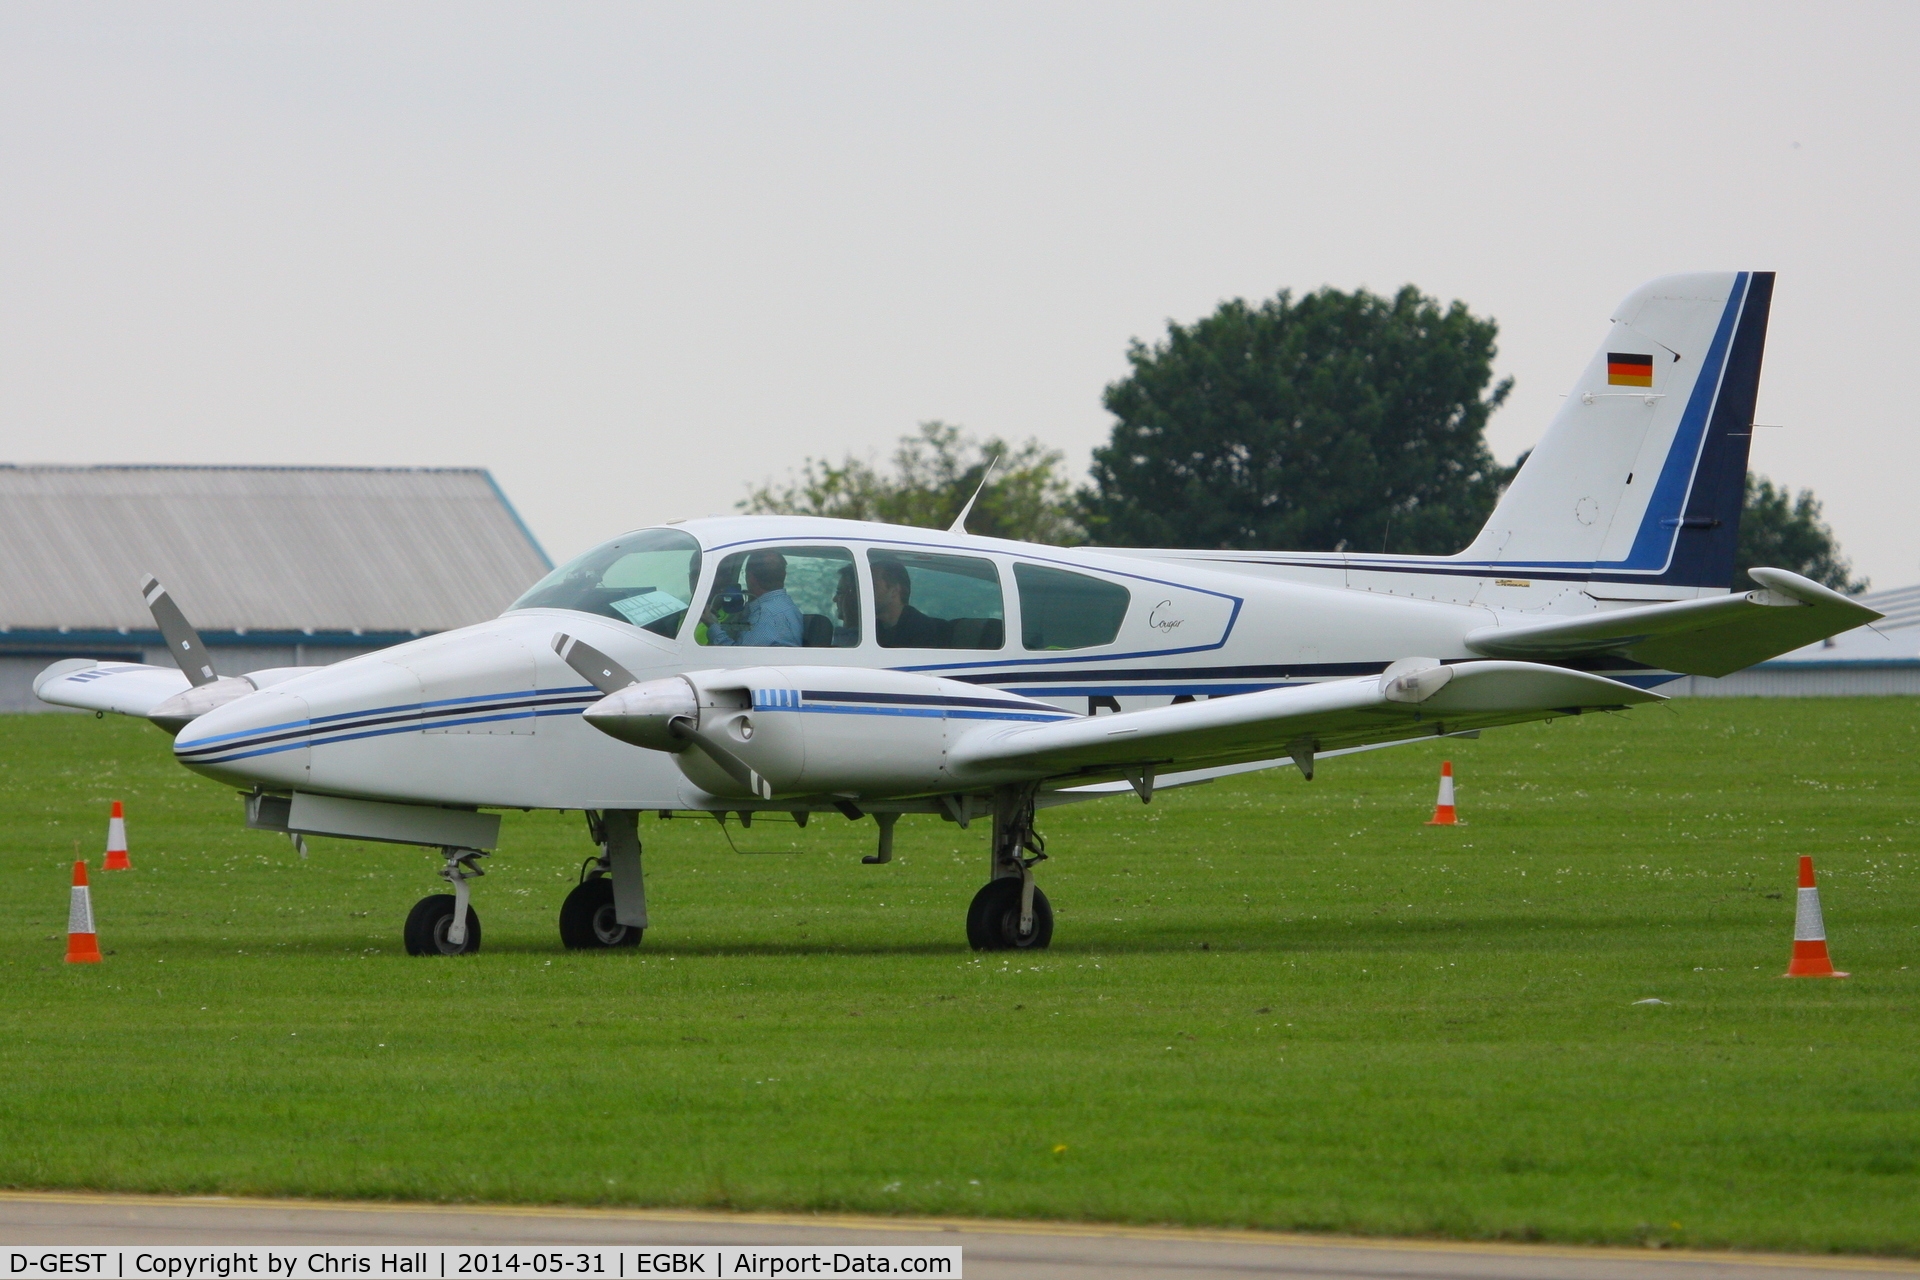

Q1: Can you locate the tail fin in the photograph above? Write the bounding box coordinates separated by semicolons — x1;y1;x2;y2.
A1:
1459;272;1773;589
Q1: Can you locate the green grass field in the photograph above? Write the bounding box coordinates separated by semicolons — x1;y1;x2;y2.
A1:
2;700;1917;1254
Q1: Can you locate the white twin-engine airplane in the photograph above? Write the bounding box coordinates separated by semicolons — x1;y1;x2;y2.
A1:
37;272;1879;956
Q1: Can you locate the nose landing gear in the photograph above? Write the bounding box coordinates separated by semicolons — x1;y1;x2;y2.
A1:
967;784;1053;951
404;848;487;956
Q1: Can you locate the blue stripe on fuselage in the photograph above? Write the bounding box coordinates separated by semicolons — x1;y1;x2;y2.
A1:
175;688;601;762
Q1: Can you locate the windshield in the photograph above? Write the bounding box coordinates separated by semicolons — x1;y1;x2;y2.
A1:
507;528;702;638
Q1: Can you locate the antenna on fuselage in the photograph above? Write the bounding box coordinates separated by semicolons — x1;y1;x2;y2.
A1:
946;455;1000;534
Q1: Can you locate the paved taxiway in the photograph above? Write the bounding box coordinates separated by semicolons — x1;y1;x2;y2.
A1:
1;1192;1914;1280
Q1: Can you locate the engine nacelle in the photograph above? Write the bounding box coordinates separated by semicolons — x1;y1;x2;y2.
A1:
581;665;1078;800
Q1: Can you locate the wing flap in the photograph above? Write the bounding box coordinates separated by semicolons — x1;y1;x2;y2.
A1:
1041;730;1483;804
1464;568;1881;677
950;660;1661;780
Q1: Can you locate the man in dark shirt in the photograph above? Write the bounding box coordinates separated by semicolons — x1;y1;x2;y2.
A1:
873;560;948;648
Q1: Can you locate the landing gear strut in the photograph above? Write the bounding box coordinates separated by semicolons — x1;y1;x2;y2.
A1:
560;810;647;950
967;783;1052;951
404;847;487;956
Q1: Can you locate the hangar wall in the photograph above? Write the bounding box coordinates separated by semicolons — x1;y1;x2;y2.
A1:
0;464;551;713
1664;662;1920;698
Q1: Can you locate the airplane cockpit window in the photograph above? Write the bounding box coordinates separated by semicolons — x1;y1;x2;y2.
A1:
507;528;702;639
698;546;859;648
868;549;1005;650
1016;562;1131;650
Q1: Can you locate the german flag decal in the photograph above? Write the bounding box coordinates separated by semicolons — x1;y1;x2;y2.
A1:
1607;353;1655;387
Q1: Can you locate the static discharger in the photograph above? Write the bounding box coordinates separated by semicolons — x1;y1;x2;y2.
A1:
103;800;130;871
65;860;102;964
1785;855;1848;978
1424;760;1458;825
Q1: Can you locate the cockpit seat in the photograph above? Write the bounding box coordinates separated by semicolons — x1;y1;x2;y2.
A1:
946;617;1004;650
801;613;835;648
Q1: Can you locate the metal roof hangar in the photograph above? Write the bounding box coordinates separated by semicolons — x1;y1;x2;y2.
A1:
0;465;551;712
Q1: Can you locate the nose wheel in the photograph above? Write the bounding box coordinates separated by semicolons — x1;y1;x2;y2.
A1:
404;848;486;956
404;894;483;955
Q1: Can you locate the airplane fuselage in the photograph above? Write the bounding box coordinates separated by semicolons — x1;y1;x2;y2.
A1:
170;516;1557;811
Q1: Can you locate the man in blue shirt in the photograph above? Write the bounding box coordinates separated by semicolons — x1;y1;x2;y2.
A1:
704;549;804;647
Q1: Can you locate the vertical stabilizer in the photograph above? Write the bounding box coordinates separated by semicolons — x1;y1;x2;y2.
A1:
1459;272;1772;588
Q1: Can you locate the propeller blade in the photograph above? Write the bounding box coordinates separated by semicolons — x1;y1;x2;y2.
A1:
141;574;218;688
552;634;638;694
669;715;774;800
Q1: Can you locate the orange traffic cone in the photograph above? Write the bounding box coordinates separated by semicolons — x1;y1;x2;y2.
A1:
103;801;131;870
1424;761;1458;825
65;860;103;964
1785;855;1848;978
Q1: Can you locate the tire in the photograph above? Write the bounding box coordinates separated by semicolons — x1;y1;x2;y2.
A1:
559;877;643;950
403;893;482;956
966;877;1053;951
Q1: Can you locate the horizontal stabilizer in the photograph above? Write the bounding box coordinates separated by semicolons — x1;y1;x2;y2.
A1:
950;660;1661;781
1464;568;1881;677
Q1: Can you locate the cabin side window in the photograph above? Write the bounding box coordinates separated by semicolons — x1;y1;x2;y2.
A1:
867;549;1005;650
697;546;859;648
1016;563;1131;650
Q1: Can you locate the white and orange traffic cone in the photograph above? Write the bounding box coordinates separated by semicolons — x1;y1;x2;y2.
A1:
1424;761;1458;825
103;801;131;871
1785;855;1848;978
65;860;103;964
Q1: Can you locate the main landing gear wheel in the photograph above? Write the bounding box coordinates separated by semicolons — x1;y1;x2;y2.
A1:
967;878;1053;951
969;782;1052;951
559;877;643;949
404;893;483;956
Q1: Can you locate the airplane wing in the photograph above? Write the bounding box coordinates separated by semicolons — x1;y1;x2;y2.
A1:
34;658;325;724
34;660;192;717
949;659;1661;783
1464;567;1881;678
1041;731;1480;804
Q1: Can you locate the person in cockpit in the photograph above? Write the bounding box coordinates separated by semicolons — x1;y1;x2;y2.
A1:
704;549;804;646
873;559;947;648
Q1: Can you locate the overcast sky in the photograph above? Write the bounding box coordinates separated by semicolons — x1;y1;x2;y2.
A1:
3;2;1915;587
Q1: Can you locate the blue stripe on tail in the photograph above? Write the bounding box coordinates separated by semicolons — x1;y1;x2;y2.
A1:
1601;271;1772;586
1659;271;1773;587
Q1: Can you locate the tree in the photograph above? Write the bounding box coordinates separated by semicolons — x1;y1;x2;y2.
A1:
1079;285;1513;553
741;421;1083;545
1735;474;1867;594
